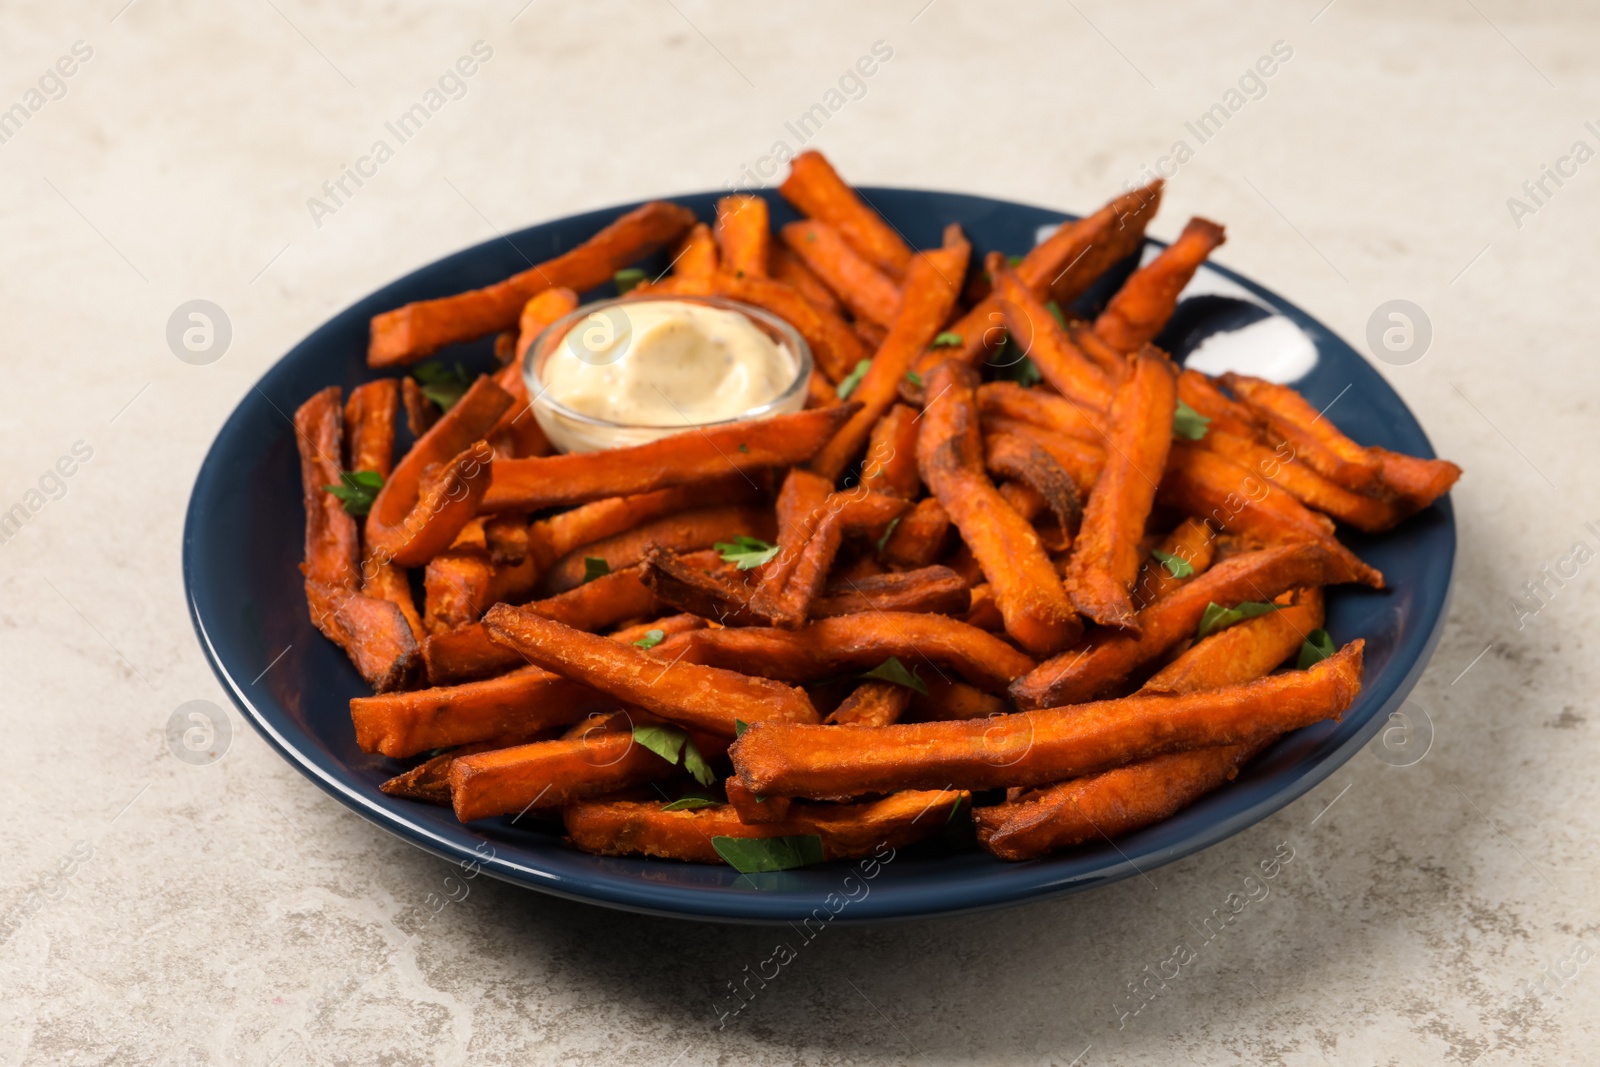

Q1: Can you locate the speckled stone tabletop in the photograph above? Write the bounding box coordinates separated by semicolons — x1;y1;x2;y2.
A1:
3;1;1597;1063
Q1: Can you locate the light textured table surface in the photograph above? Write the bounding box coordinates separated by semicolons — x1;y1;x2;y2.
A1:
3;1;1597;1064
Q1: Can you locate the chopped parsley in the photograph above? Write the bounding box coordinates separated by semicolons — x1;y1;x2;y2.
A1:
323;469;384;517
715;535;780;570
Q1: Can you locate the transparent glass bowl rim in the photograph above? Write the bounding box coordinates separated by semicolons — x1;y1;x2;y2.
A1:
521;293;814;433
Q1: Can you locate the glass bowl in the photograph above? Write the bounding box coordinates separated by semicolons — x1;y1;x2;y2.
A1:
522;293;813;453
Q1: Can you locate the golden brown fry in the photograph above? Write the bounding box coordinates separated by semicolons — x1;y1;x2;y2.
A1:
732;641;1363;799
781;219;901;329
531;474;760;568
564;789;966;862
1200;429;1410;533
810;566;971;619
1064;347;1177;630
1143;587;1323;694
861;403;922;499
976;381;1106;443
715;195;770;278
827;681;913;727
539;503;774;595
304;579;420;693
881;496;953;569
778;149;914;279
380;741;509;806
482;405;856;513
483;605;819;735
809;238;970;480
609;613;709;646
1221;373;1383;492
1011;541;1355;708
640;545;764;626
982;418;1107;497
1129;516;1215;611
422;550;538;633
660;612;1034;693
1095;217;1226;353
369;201;696;366
450;729;702;822
750;489;909;628
918;360;1078;656
983;432;1083;544
1157;442;1384;588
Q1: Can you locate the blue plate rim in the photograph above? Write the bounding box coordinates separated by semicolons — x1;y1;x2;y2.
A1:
182;186;1456;924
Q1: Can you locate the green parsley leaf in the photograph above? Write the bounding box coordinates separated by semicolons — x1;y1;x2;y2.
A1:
932;331;963;348
862;655;929;695
1044;300;1068;328
905;370;923;387
715;535;780;570
632;723;687;765
682;740;716;787
1173;399;1212;441
738;442;749;453
613;267;647;294
1197;600;1280;639
661;795;719;812
995;353;1043;387
632;628;666;650
874;515;902;554
943;793;977;850
712;834;825;873
734;719;750;738
1006;254;1024;267
323;469;384;517
583;557;611;583
412;361;472;411
836;358;872;400
1297;628;1337;670
1151;548;1194;579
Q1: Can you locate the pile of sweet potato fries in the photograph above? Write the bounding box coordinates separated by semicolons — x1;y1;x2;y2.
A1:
293;151;1460;871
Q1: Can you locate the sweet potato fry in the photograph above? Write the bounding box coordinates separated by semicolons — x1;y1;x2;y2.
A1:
563;789;966;862
1368;446;1462;511
450;729;701;822
1129;517;1215;610
1158;442;1383;588
982;418;1106;497
732;641;1362;798
1200;429;1409;532
853;318;888;351
984;432;1083;543
660;612;1034;693
723;776;793;824
674;221;720;282
482;404;856;513
993;261;1115;410
304;579;420;693
1064;347;1177;629
423;550;538;633
810;566;970;619
809;238;970;480
917;360;1078;657
909;676;1008;721
962;583;1004;631
1064;320;1130;382
715;195;770;278
379;741;508;806
754;469;835;608
779;150;913;279
539;503;774;595
402;375;440;437
344;380;399;475
1143;586;1323;694
365;375;512;566
609;613;708;645
296;387;361;589
1221;373;1383;492
531;474;760;568
781;220;901;329
511;285;582;366
770;244;843;317
976;381;1106;443
750;489;909;628
827;681;913;727
1177;369;1264;439
881;496;953;569
483;605;819;735
368;200;696;366
714;272;868;383
1095;217;1226;353
640;545;765;626
936;182;1165;371
976;740;1271;860
1011;541;1355;708
861;404;922;498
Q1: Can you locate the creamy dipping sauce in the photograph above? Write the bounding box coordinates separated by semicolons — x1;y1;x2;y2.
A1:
541;300;795;427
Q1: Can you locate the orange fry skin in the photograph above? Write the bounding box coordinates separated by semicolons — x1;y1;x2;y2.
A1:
674;222;720;281
1143;587;1324;694
809;566;971;619
1369;446;1462;512
714;195;770;278
827;681;913;726
658;612;1034;694
1158;442;1384;588
976;381;1106;444
296;387;361;589
716;272;868;384
368;200;696;366
1011;541;1357;709
532;474;760;568
809;238;970;480
781;219;901;329
778;149;914;279
733;641;1362;799
512;285;583;367
1095;216;1226;353
880;496;953;569
983;418;1107;498
483;605;819;736
538;503;774;595
1064;347;1177;631
993;260;1115;410
1221;372;1383;492
1129;516;1215;611
344;380;400;477
770;244;844;317
861;403;922;499
917;360;1079;657
1200;429;1410;533
482;405;855;514
365;375;513;566
564;790;966;862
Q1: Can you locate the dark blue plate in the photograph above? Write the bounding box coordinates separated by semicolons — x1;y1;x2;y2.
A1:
183;188;1455;923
